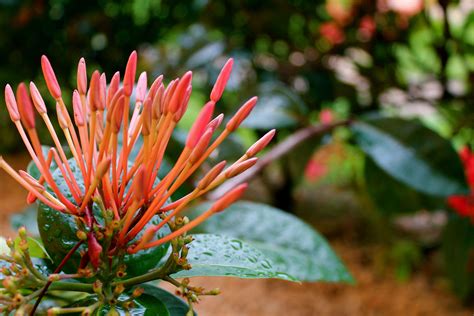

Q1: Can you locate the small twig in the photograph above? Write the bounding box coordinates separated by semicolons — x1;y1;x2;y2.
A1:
30;240;84;316
209;120;351;199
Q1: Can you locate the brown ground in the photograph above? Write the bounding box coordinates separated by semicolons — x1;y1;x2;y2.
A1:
0;154;471;316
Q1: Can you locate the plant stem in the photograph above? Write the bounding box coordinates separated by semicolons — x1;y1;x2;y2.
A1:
30;240;84;316
209;119;351;199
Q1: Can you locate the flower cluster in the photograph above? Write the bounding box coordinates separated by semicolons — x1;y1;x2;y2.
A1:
1;51;275;265
448;147;474;222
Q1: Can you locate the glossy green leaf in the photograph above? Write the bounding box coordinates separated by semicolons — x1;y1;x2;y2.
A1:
11;205;40;237
442;214;474;302
364;157;443;215
69;285;191;316
188;202;353;283
351;117;468;197
14;236;51;260
172;234;297;281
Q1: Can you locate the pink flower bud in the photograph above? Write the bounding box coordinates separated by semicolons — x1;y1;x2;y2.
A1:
136;72;147;103
210;58;233;102
98;73;107;110
168;71;192;114
88;71;101;111
16;83;36;129
197;161;227;190
189;128;213;164
107;71;120;107
123;51;137;97
77;57;87;95
148;75;163;101
207;113;224;132
226;97;258;132
225;158;258;178
29;82;47;114
246;129;275;157
186;101;215;148
106;88;124;123
41;55;61;99
173;85;192;122
161;79;178;115
73;90;85;126
152;84;164;120
4;84;20;121
112;95;125;133
211;183;248;213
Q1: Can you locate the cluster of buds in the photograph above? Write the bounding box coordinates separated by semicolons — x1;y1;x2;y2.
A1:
1;51;275;266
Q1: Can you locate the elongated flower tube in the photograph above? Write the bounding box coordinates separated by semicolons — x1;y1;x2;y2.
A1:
1;52;275;268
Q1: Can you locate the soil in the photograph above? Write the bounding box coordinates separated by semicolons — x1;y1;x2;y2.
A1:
0;154;471;316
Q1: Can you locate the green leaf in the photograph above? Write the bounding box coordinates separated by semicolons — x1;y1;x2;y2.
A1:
14;236;51;260
364;157;443;215
442;214;474;302
351;117;468;197
188;201;353;283
11;206;40;237
172;234;297;281
69;285;190;316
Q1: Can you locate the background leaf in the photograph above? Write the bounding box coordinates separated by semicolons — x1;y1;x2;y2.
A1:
351;117;468;197
172;234;297;281
188;201;353;283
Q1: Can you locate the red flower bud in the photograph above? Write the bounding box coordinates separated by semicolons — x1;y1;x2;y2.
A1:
77;57;87;95
211;183;248;213
226;97;257;132
123;51;137;97
168;71;192;114
210;58;233;102
73;90;85;126
41;55;61;99
246;129;275;157
16;83;36;129
225;158;258;178
107;71;121;107
197;161;227;190
186;101;215;148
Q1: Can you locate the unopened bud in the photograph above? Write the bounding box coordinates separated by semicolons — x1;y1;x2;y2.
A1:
77;57;88;95
123;51;137;97
132;287;144;298
210;183;248;213
16;83;36;129
41;55;61;99
225;158;258;178
186;101;215;148
56;102;68;129
210;58;233;102
92;280;103;294
112;95;125;133
114;283;125;295
29;82;47;114
141;98;152;136
189;128;213;164
152;84;164;119
207;113;224;132
5;84;20;121
88;71;101;112
72;90;85;126
168;71;192;114
136;71;147;103
198;161;227;190
226;97;258;132
246;129;276;157
107;72;121;106
76;230;88;240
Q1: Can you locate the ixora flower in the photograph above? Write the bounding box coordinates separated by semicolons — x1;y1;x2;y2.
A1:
448;146;474;221
0;51;276;315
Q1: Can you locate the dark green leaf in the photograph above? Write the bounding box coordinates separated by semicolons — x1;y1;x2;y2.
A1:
188;202;353;283
364;157;443;215
172;234;297;281
351;118;468;196
11;205;40;237
140;284;192;316
442;214;474;302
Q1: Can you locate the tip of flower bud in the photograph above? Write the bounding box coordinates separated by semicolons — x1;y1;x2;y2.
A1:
16;83;36;129
189;127;214;164
77;57;87;95
72;90;85;126
41;55;61;99
207;113;224;132
107;71;121;106
226;96;258;132
136;72;147;103
29;82;47;114
174;85;192;122
225;157;258;178
186;101;215;148
152;84;164;120
211;183;248;213
123;51;138;97
89;71;101;111
106;88;124;123
148;75;163;100
4;84;20;121
246;129;276;157
168;71;192;114
210;58;233;102
197;161;227;190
